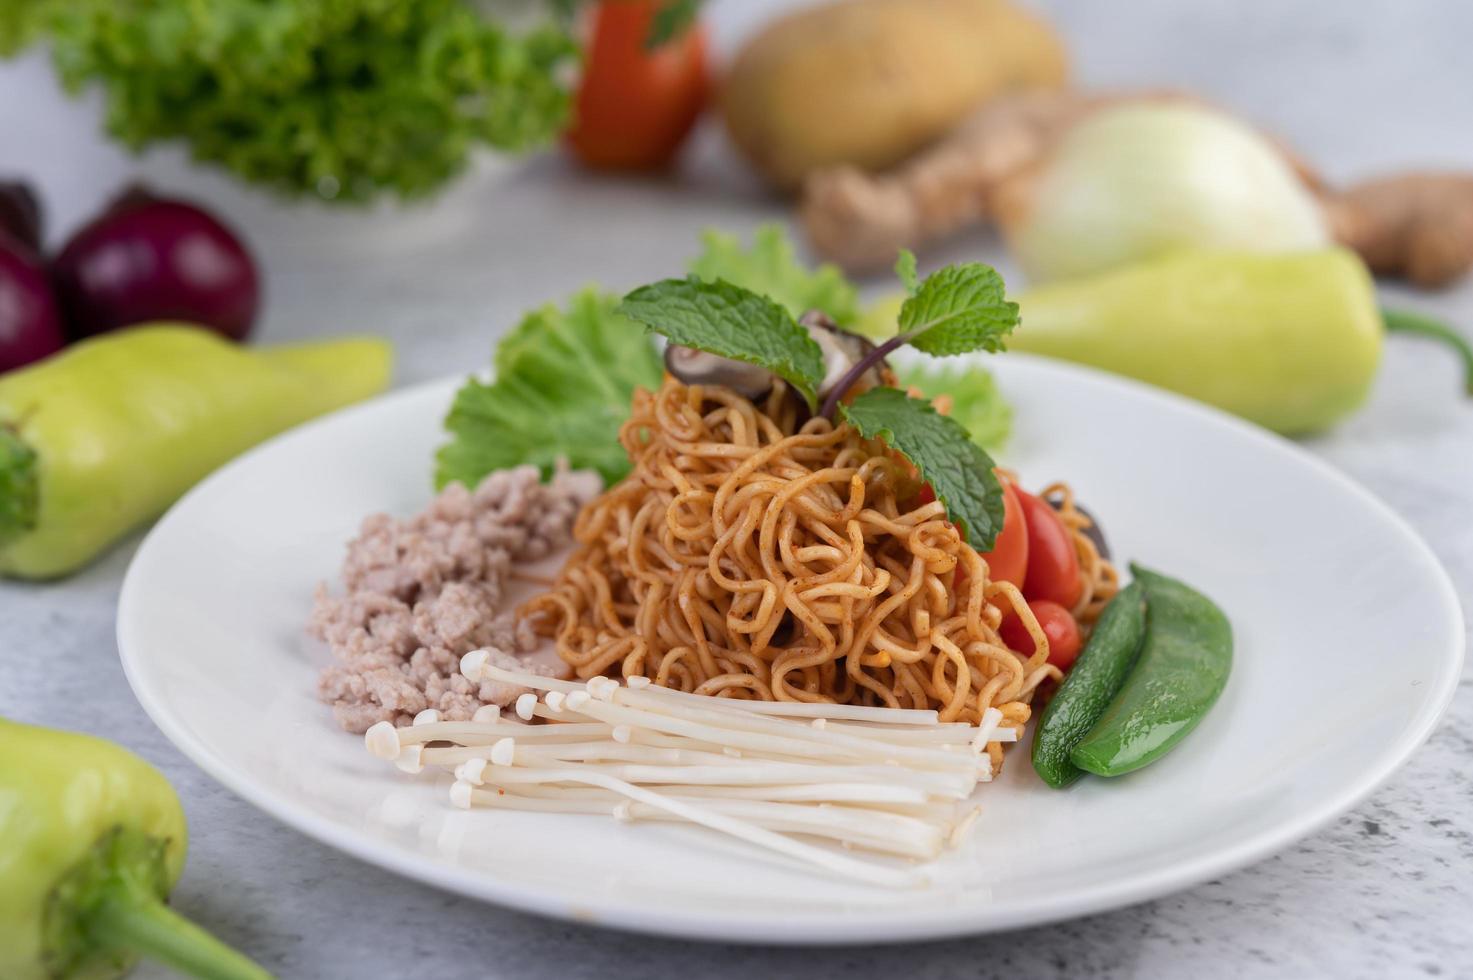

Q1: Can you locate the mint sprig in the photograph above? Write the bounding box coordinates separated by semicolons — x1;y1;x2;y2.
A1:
618;277;826;407
895;249;920;295
820;259;1019;419
841;388;1005;549
901;263;1017;356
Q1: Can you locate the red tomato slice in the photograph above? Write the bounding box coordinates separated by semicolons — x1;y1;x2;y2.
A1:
566;2;709;170
999;599;1084;672
976;481;1028;590
1016;488;1083;609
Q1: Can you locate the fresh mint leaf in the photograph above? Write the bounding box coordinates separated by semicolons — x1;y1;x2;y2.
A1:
688;225;860;327
895;250;919;295
436;289;662;489
619;277;826;407
841;387;1005;549
900;263;1018;357
899;364;1012;450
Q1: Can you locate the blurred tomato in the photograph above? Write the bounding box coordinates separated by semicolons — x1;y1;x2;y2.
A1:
566;1;709;170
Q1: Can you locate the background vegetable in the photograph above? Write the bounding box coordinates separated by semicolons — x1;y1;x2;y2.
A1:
53;188;260;342
0;180;43;252
995;102;1330;283
1071;565;1233;777
567;0;708;171
0;719;268;980
719;0;1068;190
803;89;1473;291
1006;249;1385;434
0;232;65;373
0;326;393;579
4;1;577;202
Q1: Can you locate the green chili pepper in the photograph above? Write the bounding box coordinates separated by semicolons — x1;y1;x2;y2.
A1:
0;719;271;979
1002;248;1472;434
0;325;393;580
1070;565;1233;777
1031;582;1147;788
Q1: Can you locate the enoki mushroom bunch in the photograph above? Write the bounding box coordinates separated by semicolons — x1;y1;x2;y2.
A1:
365;656;1016;887
525;377;1113;734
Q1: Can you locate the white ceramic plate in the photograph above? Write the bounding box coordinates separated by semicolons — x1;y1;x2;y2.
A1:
118;354;1463;944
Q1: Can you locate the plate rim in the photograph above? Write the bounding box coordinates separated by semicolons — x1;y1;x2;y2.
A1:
117;354;1466;944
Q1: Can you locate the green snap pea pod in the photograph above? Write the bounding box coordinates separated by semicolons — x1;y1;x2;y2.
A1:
1031;582;1147;788
0;718;271;979
1070;564;1232;777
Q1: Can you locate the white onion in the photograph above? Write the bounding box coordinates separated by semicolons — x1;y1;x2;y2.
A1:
1003;103;1329;282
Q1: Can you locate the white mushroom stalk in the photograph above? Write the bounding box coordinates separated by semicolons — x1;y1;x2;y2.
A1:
365;657;1019;888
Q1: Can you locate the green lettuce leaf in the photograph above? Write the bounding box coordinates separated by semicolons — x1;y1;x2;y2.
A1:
841;388;1005;549
435;289;662;489
898;364;1012;450
688;226;860;327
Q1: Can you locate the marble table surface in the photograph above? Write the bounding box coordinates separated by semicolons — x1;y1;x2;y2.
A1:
3;1;1471;976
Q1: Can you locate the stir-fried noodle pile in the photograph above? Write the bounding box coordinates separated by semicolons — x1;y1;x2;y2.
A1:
526;378;1116;762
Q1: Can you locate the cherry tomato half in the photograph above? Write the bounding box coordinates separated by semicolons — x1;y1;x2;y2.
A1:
1016;488;1083;609
976;481;1029;590
566;1;709;171
1000;599;1083;672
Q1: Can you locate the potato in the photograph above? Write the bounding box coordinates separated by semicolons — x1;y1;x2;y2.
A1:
719;0;1068;191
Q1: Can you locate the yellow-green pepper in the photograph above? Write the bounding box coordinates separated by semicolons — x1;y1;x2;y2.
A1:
1007;248;1383;433
0;325;392;579
858;247;1472;434
0;719;270;979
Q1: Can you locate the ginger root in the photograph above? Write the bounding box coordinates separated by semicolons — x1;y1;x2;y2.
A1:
799;91;1192;273
1325;174;1473;288
801;91;1473;290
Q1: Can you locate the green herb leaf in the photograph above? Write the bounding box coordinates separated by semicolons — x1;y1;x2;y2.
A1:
895;250;919;295
899;364;1012;450
841;388;1005;549
900;263;1019;357
619;277;826;407
646;0;704;47
688;225;860;327
436;289;662;489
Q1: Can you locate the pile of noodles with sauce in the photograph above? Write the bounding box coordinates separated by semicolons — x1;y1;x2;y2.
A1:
523;372;1117;769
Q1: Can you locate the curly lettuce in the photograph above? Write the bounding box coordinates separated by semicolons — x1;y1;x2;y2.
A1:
688;225;860;327
899;363;1013;451
9;0;576;202
436;289;663;489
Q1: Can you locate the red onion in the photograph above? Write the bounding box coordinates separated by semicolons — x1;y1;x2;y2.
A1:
0;233;65;373
52;187;260;342
0;181;43;253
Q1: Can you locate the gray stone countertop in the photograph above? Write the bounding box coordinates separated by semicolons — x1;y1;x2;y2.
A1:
2;1;1471;977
